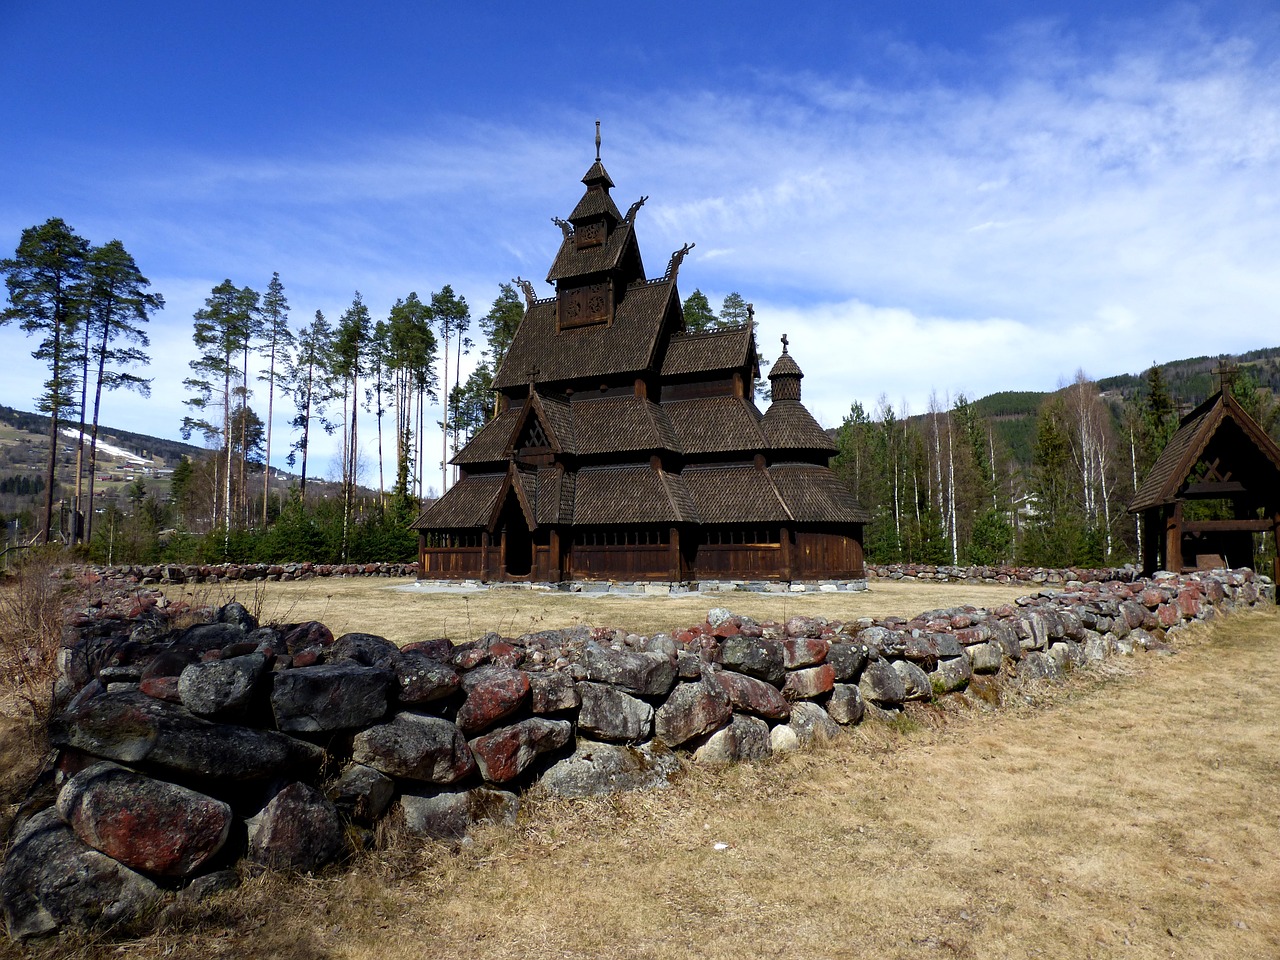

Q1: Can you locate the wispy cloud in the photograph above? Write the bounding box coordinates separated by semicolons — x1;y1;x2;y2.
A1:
3;11;1279;477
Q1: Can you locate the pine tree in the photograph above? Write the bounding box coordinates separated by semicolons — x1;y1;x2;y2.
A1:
333;292;372;559
182;280;258;541
283;310;336;501
682;289;716;333
80;240;161;545
387;293;437;503
258;273;292;525
1;218;91;543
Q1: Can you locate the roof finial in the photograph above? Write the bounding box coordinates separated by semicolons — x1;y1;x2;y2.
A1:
595;120;601;162
1212;357;1239;394
780;333;789;354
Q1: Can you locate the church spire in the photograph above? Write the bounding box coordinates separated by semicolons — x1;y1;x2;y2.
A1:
768;333;804;401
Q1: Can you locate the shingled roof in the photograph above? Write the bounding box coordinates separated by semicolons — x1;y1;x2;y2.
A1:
453;410;522;466
663;396;766;454
545;220;638;283
493;277;676;389
1130;390;1280;512
571;395;680;455
572;464;693;524
683;464;788;523
410;474;505;530
660;325;754;377
771;463;871;523
760;400;837;453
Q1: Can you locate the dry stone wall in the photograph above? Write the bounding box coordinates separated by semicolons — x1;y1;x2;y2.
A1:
2;567;1273;941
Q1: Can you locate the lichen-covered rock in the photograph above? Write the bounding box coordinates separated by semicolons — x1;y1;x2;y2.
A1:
329;632;400;668
539;739;681;797
177;652;267;716
577;682;653;742
455;665;530;735
394;651;461;705
826;683;865;725
468;718;572;783
327;763;395;824
929;656;972;695
716;635;786;687
782;637;829;669
57;762;231;878
245;782;344;872
583;644;677;697
352;712;475;784
0;808;163;941
967;641;1003;674
692;714;772;764
1017;650;1064;682
527;670;580;714
786;701;840;744
782;663;836;701
654;675;732;747
713;670;791;720
826;642;868;681
891;660;933;701
270;662;393;732
51;690;323;781
858;659;906;707
399;787;518;842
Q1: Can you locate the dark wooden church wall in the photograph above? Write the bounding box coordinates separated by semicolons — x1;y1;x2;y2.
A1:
793;530;864;579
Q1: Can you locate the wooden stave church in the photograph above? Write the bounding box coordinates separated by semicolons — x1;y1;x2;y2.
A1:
410;144;869;583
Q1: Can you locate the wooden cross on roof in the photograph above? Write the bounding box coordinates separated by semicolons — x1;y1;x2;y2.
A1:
1213;359;1240;393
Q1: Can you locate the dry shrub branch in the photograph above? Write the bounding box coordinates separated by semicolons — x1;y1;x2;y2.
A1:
0;548;74;731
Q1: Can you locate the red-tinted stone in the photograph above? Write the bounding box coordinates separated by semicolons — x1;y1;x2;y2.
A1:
139;675;181;702
1157;603;1180;628
281;621;334;653
57;762;232;878
487;642;525;668
469;718;572;783
782;663;836;700
654;675;732;747
782;637;830;668
456;666;530;735
714;670;791;720
1176;589;1202;619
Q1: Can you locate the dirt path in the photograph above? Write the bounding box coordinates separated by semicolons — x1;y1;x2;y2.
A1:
12;605;1273;960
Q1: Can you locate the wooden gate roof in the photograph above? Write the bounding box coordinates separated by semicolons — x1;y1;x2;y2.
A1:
1130;390;1280;513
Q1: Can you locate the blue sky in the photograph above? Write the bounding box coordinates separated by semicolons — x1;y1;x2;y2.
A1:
3;1;1279;490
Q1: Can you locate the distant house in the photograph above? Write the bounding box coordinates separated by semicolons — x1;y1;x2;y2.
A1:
411;141;868;582
1130;382;1280;587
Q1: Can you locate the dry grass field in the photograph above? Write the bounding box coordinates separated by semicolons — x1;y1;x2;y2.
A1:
3;578;1279;959
152;577;1036;643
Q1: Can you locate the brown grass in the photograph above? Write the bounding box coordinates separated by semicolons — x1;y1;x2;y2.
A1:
154;578;1035;642
5;604;1278;959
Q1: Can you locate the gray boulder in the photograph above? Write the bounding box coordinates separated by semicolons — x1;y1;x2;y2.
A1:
583;644;677;697
967;641;1003;674
0;808;163;941
399;787;518;842
352;712;476;784
891;660;933;701
577;682;653;742
654;675;732;747
826;683;865;725
1017;651;1065;682
826;642;868;681
693;714;772;764
246;782;345;872
929;655;972;695
717;635;786;687
327;763;395;824
786;702;841;744
270;662;393;732
858;659;907;706
51;690;323;781
329;631;400;668
394;651;461;705
177;652;267;716
539;739;682;797
527;670;581;714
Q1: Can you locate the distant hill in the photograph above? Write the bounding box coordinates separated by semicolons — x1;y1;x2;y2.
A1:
887;347;1280;470
0;405;207;465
